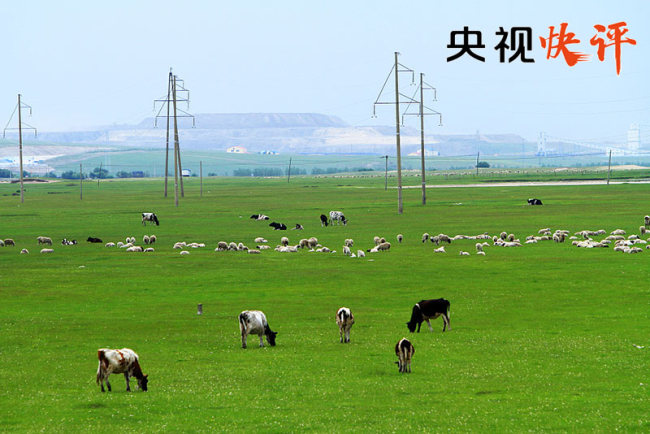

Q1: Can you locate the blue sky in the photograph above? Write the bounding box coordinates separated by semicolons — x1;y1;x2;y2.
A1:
2;0;648;142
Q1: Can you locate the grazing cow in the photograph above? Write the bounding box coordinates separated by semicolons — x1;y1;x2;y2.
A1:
87;237;103;243
269;222;287;231
250;214;270;220
96;348;148;392
329;211;347;226
142;212;160;226
238;310;277;349
320;214;329;227
395;338;415;373
527;198;543;205
406;298;451;333
336;307;355;343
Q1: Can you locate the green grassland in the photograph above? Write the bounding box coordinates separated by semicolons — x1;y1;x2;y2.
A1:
0;177;648;432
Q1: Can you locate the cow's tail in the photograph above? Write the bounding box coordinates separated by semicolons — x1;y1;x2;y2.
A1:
97;350;106;384
238;312;247;333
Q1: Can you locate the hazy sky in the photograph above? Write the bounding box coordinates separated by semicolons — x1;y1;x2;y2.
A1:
2;1;648;142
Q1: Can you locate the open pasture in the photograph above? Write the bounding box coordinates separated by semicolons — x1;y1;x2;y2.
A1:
0;177;648;431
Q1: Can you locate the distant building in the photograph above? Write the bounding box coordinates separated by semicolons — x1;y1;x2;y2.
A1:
407;149;440;157
182;169;191;177
628;123;640;151
226;146;248;154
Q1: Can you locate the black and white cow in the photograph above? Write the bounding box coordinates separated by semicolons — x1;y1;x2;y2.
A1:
250;214;270;220
527;198;543;205
329;211;347;226
96;348;148;392
335;307;355;343
269;222;287;230
406;298;451;333
320;214;329;227
238;310;277;348
142;212;160;226
395;338;415;373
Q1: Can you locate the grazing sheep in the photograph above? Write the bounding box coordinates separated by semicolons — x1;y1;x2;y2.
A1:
377;242;391;251
525;239;538;244
397;234;403;243
459;251;470;256
37;236;53;245
216;241;228;251
248;249;261;254
507;233;515;242
343;246;352;256
538;228;551;234
298;238;309;249
645;215;650;228
40;248;54;254
4;238;15;246
434;246;446;253
357;250;365;258
611;229;626;235
307;237;318;249
500;231;507;240
257;245;271;250
143;235;150;245
144;248;154;252
254;237;267;243
228;242;238;251
105;242;116;247
437;234;452;244
476;251;486;256
344;239;354;247
116;241;124;248
379;237;386;244
0;240;4;247
421;233;429;243
173;243;184;249
180;250;190;255
281;237;289;247
126;246;144;252
374;236;381;245
148;235;156;245
640;226;647;236
238;244;249;251
20;248;29;254
629;235;639;240
120;243;134;249
475;243;484;252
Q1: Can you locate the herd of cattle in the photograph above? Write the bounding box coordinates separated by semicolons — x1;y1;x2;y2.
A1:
97;297;451;392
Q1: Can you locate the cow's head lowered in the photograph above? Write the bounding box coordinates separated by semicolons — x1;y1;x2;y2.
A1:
406;304;422;333
266;330;278;346
138;374;149;391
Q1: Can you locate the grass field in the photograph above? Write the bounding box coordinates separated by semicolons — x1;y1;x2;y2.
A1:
0;176;648;432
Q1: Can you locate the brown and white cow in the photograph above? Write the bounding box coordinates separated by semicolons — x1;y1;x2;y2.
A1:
96;348;148;392
335;307;355;343
395;338;415;373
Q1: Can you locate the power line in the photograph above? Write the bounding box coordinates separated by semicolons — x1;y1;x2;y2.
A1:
3;94;37;203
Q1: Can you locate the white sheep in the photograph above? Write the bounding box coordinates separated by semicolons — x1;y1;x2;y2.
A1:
281;237;289;247
149;235;156;245
459;251;470;256
254;237;267;243
434;246;446;253
180;250;190;255
40;248;54;254
344;239;354;247
105;242;116;247
20;248;29;254
248;249;261;254
421;233;429;243
343;246;351;256
475;242;484;252
37;236;53;245
144;248;154;252
143;235;150;245
216;241;228;251
476;251;486;256
126;246;143;252
397;234;403;243
357;250;365;258
611;229;626;235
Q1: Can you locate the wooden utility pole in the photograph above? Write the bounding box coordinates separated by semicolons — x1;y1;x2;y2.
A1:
607;149;612;185
394;52;403;215
97;162;102;188
200;161;203;197
172;75;180;207
476;151;480;176
17;94;23;203
287;157;292;183
79;164;83;200
419;73;426;205
164;70;171;197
